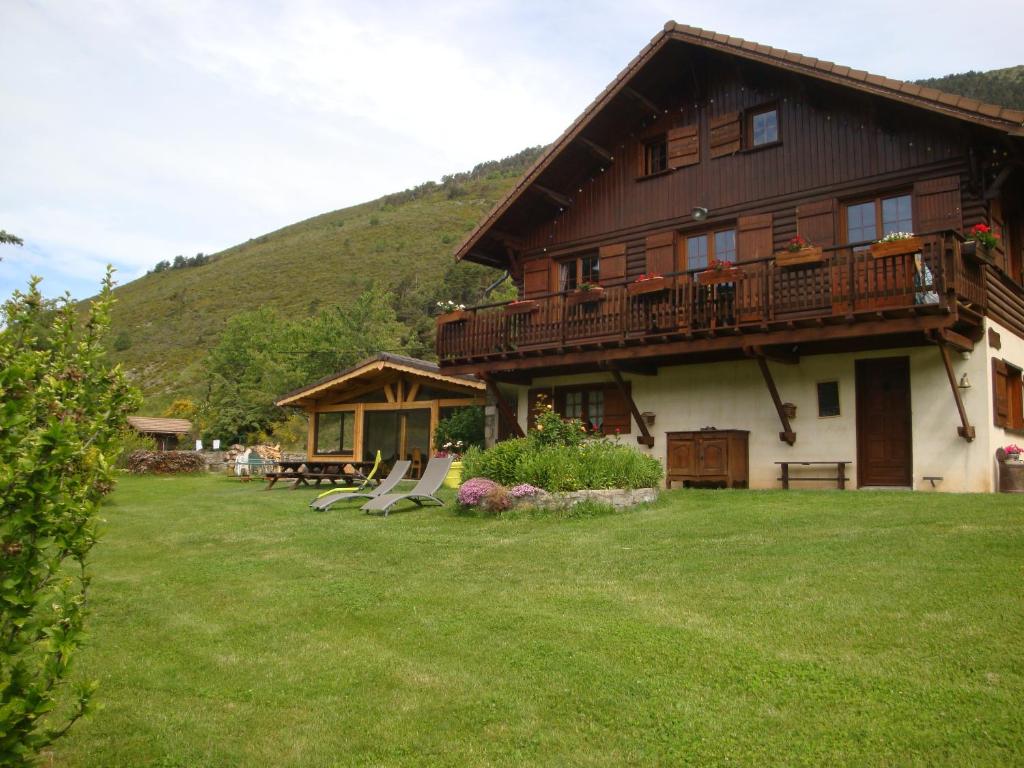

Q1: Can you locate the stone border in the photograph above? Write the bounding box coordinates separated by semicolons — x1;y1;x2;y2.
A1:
525;487;658;510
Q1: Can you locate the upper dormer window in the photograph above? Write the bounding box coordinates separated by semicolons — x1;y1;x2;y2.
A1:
643;136;668;175
749;106;779;147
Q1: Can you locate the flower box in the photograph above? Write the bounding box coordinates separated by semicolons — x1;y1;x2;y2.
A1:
566;287;605;307
504;300;539;316
436;309;469;325
698;268;742;285
775;246;824;268
869;237;923;259
627;276;670;296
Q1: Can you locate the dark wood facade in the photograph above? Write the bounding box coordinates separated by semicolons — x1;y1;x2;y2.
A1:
438;25;1024;381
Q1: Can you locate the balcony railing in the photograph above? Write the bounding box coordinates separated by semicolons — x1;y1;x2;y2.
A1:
437;233;985;364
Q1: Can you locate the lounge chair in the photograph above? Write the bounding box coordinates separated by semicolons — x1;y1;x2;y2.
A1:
309;459;411;511
361;455;454;517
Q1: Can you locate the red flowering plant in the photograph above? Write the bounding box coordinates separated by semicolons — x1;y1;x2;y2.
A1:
967;224;1000;251
709;259;734;272
1004;443;1023;457
786;235;812;253
633;272;664;282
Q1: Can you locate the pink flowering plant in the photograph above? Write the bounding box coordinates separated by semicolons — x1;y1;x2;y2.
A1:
509;484;540;498
457;477;501;506
1004;443;1023;456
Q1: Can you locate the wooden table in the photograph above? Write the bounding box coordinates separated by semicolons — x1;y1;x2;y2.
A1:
775;461;850;490
265;460;377;490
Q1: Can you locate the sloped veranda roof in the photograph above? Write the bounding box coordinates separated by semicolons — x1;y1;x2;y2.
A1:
127;416;193;435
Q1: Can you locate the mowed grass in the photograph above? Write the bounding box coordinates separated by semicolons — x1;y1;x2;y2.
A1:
52;475;1024;766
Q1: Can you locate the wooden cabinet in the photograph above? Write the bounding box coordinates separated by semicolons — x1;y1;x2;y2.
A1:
666;430;749;489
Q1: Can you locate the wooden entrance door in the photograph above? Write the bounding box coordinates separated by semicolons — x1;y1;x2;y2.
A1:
855;357;912;487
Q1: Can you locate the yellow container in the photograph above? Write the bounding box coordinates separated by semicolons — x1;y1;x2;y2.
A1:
443;461;463;489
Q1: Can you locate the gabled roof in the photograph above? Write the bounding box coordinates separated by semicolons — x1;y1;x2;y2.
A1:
455;21;1024;265
127;416;193;434
275;353;483;407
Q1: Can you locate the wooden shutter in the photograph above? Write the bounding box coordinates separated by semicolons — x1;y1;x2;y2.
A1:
993;358;1009;428
602;383;632;434
667;124;699;169
709;111;741;158
598;243;626;286
913;175;962;235
796;198;837;248
737;213;774;263
528;387;554;429
645;231;676;275
523;259;550;298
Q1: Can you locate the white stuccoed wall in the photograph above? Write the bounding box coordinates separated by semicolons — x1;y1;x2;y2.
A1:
514;335;999;492
987;318;1024;487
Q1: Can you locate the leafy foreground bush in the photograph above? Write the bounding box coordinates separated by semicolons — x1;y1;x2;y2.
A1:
461;400;663;492
125;450;207;474
0;272;140;764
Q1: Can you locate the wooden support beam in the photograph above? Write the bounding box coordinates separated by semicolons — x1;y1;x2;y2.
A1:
531;184;573;209
604;361;658;376
578;137;614;164
608;368;655;448
936;338;976;441
483;376;524;439
622;86;661;116
743;344;798;365
984;165;1013;200
936;327;975;353
755;357;796;445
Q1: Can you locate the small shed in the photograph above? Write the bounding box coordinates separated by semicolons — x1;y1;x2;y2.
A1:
275;354;485;467
127;416;193;451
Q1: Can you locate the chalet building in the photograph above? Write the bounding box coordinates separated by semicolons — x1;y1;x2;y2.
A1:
436;22;1024;492
126;416;193;451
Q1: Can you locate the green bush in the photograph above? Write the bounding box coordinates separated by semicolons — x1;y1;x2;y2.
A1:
113;429;158;469
434;406;484;451
462;435;662;492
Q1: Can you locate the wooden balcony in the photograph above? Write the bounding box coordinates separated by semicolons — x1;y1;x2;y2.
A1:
437;234;987;373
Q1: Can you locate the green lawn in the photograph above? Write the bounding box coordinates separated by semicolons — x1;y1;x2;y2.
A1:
51;475;1024;766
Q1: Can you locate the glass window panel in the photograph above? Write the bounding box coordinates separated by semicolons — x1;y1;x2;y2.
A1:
587;390;604;430
881;194;913;236
817;381;840;418
559;261;576;291
645;138;667;174
686;235;709;271
846;201;877;245
582;254;600;284
564;391;583;419
315;412;354;454
752;109;778;146
714;229;737;262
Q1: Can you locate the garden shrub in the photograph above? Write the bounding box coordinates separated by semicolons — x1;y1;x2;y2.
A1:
113;429;158;469
0;271;140;764
461;438;532;486
456;477;500;506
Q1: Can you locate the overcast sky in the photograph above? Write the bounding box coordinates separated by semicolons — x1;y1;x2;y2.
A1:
2;0;1022;300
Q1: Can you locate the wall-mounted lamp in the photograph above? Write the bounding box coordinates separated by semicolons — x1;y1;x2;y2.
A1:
691;206;709;222
958;373;972;390
960;350;971;361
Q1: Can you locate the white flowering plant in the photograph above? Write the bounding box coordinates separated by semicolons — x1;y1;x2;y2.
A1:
878;231;916;243
436;300;467;313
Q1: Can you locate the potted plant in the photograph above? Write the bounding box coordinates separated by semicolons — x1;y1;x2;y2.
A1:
962;223;1000;260
627;272;670;296
1004;443;1023;462
504;299;539;316
699;259;741;285
435;300;469;325
438;441;466;488
775;235;824;267
566;282;605;307
869;231;923;259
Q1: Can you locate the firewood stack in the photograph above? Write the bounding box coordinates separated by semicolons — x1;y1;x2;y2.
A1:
126;451;207;474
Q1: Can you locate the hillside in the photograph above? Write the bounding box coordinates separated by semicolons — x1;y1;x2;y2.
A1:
107;65;1022;412
915;65;1024;109
107;148;542;409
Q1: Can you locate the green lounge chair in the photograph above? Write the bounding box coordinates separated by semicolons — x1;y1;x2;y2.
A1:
310;458;411;511
361;456;454;517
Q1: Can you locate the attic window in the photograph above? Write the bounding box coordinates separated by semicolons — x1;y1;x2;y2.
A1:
748;106;779;147
642;136;668;176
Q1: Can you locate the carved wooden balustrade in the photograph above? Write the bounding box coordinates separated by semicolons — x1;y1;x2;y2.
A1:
437;233;983;364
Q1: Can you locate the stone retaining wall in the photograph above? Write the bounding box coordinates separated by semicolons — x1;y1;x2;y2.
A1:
528;487;658;510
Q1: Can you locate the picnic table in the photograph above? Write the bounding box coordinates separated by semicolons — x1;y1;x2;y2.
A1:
265;459;377;490
775;460;850;490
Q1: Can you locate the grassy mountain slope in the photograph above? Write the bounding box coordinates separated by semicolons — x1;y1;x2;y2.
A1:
108;150;542;409
915;65;1024;109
